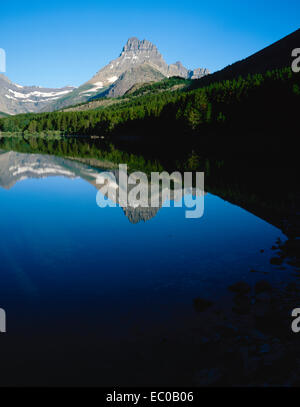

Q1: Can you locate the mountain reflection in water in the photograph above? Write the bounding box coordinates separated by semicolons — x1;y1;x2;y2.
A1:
0;149;298;386
0;150;204;223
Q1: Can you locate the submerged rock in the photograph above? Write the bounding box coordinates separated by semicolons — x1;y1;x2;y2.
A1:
270;257;283;266
255;280;272;294
286;282;299;292
228;281;251;295
193;297;214;313
233;294;251;315
256;292;271;303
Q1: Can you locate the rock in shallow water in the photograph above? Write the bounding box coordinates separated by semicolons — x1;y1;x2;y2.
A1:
228;281;251;295
255;280;272;294
193;297;214;313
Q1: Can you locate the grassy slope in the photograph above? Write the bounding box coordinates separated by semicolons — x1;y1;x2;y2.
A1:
58;77;190;112
0;111;10;118
46;84;110;112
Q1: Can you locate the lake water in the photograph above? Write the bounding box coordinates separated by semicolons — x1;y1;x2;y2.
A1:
0;151;293;386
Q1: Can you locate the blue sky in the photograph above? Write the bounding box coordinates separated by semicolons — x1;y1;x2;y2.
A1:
1;0;299;88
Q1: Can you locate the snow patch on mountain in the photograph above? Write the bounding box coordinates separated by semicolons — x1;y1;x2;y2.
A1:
80;81;105;94
8;88;72;99
0;73;76;114
108;76;118;83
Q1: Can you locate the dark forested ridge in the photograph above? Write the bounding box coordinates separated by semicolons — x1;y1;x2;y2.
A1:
191;28;300;88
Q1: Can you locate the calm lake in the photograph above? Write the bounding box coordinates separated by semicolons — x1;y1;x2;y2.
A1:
0;150;295;386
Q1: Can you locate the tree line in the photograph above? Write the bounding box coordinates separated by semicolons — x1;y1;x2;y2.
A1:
0;67;298;137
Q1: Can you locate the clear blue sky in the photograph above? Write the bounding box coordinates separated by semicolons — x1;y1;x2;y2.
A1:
1;0;299;88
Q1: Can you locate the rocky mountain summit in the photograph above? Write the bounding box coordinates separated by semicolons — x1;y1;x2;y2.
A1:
0;37;208;114
85;37;209;98
49;37;209;110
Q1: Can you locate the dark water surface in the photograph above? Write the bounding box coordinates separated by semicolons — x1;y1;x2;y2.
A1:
0;151;294;386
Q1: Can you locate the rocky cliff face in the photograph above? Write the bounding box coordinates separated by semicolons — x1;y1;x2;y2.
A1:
105;64;166;98
0;74;74;115
87;37;170;87
84;37;209;97
189;67;210;79
167;62;209;79
49;37;209;109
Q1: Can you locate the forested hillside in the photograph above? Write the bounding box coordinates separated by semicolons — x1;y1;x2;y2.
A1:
0;67;299;138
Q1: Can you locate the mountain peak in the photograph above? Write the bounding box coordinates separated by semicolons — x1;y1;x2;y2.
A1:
126;36;140;43
0;38;209;113
121;37;158;54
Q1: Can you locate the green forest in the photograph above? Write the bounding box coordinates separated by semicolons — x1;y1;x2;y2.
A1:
1;67;299;137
